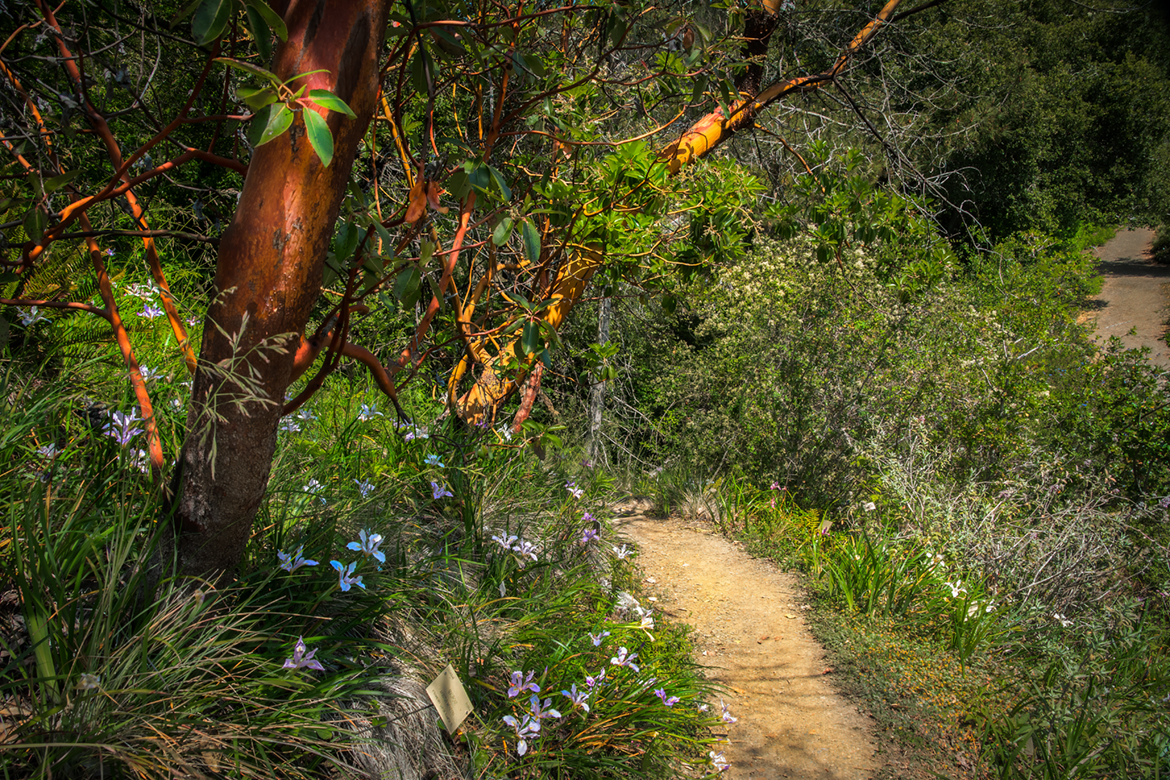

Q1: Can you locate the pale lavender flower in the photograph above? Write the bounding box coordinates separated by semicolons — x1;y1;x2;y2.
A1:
19;307;49;327
283;636;325;671
527;694;561;720
721;698;736;724
613;544;633;560
492;531;518;550
1159;495;1170;510
279;418;301;433
425;454;445;467
512;539;539;563
616;592;641;614
402;424;429;441
944;580;966;599
295;407;316;422
508;670;540;698
354;479;375;498
561;683;590;713
1054;613;1073;628
654;688;680;707
36;444;59;460
124;447;149;473
357;403;382;421
585;668;606;688
124;282;159;299
610;646;639;671
639;611;655;631
565;480;584;499
502;714;539;756
104;410;142;445
347;529;385;563
431;481;453;499
709;750;730;772
770;481;780;490
137;365;163;381
278;546;318;572
140;304;164;319
330;560;365;592
589;630;611;646
580;528;599;545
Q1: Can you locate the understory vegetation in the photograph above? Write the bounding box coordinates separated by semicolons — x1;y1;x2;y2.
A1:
0;357;723;778
4;0;1170;777
564;221;1170;778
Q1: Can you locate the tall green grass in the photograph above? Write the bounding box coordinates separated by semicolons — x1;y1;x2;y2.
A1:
0;362;724;778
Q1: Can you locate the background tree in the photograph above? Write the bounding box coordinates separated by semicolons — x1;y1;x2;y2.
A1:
9;0;1165;579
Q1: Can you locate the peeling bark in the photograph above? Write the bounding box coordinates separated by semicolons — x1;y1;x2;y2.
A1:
169;0;391;579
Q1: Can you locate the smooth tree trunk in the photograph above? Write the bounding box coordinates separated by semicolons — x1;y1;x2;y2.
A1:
170;0;391;579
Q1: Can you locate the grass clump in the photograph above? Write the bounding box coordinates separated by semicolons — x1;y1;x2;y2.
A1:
0;361;720;779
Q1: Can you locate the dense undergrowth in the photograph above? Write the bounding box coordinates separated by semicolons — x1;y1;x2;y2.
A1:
2;164;1168;779
0;351;726;778
602;224;1170;779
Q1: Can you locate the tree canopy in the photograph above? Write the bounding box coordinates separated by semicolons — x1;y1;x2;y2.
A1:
3;0;1169;576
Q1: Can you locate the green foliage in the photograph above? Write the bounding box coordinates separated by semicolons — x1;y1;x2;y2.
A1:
1153;224;1170;265
0;361;720;778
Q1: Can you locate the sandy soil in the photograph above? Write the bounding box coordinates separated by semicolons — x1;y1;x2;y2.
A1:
1086;227;1170;369
614;508;878;779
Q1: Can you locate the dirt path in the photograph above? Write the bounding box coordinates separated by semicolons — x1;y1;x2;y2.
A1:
614;509;877;779
1086;227;1170;370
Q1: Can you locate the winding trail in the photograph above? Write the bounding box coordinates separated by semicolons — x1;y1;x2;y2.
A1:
1086;227;1170;369
615;507;877;779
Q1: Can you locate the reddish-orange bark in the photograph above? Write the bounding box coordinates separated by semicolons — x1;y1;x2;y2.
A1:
173;0;391;578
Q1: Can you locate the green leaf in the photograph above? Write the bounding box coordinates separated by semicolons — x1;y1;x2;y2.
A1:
419;241;436;265
23;207;47;243
492;217;513;247
43;169;80;194
394;264;422;308
215;57;282;87
303;109;334;167
425;274;443;307
690;73;707;106
488;166;511;202
169;0;206;29
244;4;272;61
333;221;360;260
247;103;294;147
192;0;233;46
411;52;429;95
237;85;277;111
521;320;541;355
243;0;287;41
521;219;541;262
307;89;357;119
